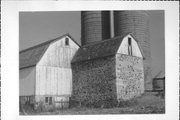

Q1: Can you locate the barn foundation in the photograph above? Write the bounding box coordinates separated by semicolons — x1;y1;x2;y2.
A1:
20;95;70;112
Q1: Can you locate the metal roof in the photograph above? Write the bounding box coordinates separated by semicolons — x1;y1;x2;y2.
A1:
20;34;80;69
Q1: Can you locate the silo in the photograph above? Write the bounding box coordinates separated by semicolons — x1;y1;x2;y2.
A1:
114;11;152;91
81;11;111;46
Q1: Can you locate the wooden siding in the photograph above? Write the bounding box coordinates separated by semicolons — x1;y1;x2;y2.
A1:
36;66;72;96
38;36;79;68
20;67;35;96
36;36;79;96
117;35;142;58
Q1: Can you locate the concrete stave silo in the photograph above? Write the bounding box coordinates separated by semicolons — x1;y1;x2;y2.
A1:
81;11;111;46
114;11;152;91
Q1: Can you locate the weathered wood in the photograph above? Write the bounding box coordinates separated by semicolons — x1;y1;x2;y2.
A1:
117;35;143;58
36;36;79;96
38;36;79;68
36;66;72;95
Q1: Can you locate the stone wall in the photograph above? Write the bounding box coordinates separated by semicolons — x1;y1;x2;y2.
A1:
71;56;117;107
114;11;152;91
116;54;144;101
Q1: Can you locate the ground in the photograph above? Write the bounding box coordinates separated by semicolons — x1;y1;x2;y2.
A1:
20;92;165;115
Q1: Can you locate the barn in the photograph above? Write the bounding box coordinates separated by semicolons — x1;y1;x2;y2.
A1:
71;34;144;107
19;34;80;110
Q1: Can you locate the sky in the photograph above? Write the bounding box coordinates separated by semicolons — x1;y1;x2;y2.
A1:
19;11;164;77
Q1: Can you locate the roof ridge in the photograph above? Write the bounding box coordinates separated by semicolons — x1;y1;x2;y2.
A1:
71;35;126;63
81;35;124;48
20;33;70;53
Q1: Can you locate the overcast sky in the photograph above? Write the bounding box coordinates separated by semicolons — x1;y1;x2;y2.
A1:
19;11;164;77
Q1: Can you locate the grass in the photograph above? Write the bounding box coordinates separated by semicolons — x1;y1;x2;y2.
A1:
20;93;165;115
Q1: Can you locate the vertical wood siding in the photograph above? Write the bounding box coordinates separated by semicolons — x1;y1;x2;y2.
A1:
36;66;72;96
36;36;79;96
20;67;35;96
38;36;79;68
117;35;142;58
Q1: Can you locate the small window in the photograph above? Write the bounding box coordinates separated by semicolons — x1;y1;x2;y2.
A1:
27;96;30;102
45;97;48;103
128;37;131;46
65;38;69;46
49;97;52;105
26;96;30;104
45;97;53;105
128;37;132;56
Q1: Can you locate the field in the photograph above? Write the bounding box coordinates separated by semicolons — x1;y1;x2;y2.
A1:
20;92;165;115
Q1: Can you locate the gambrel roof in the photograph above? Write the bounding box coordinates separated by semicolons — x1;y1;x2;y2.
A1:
71;33;144;63
20;34;80;69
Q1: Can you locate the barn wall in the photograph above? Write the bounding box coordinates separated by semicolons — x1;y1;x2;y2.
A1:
114;11;152;91
34;36;79;109
116;54;144;101
34;65;72;111
38;36;79;68
71;56;117;107
20;67;35;96
36;36;79;96
117;35;142;58
35;66;72;96
34;95;70;111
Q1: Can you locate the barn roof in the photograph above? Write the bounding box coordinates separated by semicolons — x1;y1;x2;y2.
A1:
153;71;165;79
71;35;123;63
71;34;144;63
20;34;80;69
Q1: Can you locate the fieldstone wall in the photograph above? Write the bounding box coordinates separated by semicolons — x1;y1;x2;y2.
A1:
71;56;117;107
116;54;144;101
114;11;152;91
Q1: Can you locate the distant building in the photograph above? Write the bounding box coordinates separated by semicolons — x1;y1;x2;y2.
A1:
71;34;144;107
19;34;79;111
153;71;165;92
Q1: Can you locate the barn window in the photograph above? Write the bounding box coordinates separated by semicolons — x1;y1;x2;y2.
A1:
27;96;30;102
128;37;132;56
49;97;52;105
45;97;53;105
65;38;69;46
45;97;48;103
